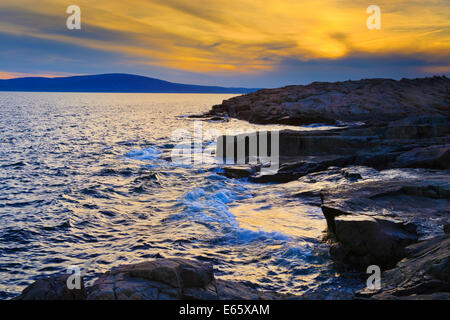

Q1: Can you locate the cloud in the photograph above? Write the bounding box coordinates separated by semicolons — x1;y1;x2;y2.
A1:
0;71;82;79
0;0;448;85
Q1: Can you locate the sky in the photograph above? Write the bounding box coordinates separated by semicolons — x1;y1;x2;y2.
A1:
0;0;449;87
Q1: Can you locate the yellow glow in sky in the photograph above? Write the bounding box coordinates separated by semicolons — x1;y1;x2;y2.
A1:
0;0;448;75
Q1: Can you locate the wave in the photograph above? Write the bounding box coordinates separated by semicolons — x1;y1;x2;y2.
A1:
125;146;162;160
173;178;296;245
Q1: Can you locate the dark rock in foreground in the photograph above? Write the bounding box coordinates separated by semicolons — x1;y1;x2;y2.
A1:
286;166;449;299
207;76;450;126
13;274;87;300
276;166;449;272
357;235;450;299
445;224;450;234
322;168;448;269
14;258;291;300
319;169;450;240
88;258;289;300
220;165;259;179
330;215;418;269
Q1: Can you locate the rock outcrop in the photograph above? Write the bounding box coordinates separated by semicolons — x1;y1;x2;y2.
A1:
207;76;450;126
14;258;291;300
445;224;450;234
88;258;215;300
329;215;418;269
88;258;288;300
278;166;449;271
357;235;450;299
13;274;87;300
319;169;450;239
210;76;450;299
322;168;448;269
218;116;450;183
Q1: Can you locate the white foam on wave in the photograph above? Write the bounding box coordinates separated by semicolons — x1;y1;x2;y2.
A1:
180;186;238;224
125;146;162;160
281;244;314;259
225;228;292;244
176;177;294;244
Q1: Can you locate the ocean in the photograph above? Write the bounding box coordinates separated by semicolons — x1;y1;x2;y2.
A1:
0;92;362;299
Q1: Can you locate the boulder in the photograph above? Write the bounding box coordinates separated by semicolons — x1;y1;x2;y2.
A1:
320;169;450;239
445;224;450;234
88;258;215;300
331;215;418;269
12;258;291;300
13;274;87;300
357;235;450;299
284;166;450;270
87;258;286;300
221;165;257;179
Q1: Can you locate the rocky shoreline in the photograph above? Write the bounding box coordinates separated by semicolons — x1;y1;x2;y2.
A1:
13;77;449;300
205;77;450;299
204;76;449;126
14;258;295;300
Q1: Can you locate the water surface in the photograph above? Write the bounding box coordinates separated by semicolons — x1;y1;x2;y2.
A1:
0;92;360;299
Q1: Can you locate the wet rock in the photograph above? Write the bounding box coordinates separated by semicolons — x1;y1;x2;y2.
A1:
341;168;363;181
218;116;450;182
187;114;207;119
444;224;450;234
14;274;87;300
87;258;287;300
320;170;450;239
250;155;354;183
88;258;214;300
356;235;450;299
13;258;292;300
283;166;450;270
331;215;418;269
393;144;450;169
188;114;229;122
221;165;258;179
215;280;287;300
209;116;229;122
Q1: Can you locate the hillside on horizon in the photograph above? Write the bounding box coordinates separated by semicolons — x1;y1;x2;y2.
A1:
0;73;258;94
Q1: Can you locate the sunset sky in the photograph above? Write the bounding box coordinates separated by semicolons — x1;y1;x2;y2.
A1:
0;0;448;87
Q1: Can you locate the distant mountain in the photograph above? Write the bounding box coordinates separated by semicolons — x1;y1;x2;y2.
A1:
0;73;258;94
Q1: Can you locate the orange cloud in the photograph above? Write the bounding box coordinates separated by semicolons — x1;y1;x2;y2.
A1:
0;0;448;74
